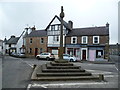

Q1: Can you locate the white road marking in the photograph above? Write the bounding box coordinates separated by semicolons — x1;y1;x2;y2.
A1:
114;65;118;71
19;58;33;68
104;75;118;77
31;82;116;88
86;69;113;74
27;84;32;90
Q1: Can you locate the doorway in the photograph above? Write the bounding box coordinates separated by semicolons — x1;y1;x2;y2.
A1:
35;48;38;57
82;50;86;60
81;48;87;60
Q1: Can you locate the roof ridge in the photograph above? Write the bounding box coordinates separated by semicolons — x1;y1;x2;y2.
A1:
73;26;106;30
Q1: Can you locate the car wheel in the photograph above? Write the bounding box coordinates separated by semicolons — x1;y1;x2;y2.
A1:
36;56;40;60
46;57;49;61
70;59;73;62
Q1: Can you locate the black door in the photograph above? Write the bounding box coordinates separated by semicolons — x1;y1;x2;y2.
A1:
35;48;38;57
82;50;86;60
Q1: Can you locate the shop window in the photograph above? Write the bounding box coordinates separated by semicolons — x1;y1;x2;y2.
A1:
96;50;103;58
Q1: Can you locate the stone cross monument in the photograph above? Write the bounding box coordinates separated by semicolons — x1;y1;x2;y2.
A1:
59;6;64;60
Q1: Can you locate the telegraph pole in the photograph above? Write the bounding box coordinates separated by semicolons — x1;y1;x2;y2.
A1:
59;6;64;60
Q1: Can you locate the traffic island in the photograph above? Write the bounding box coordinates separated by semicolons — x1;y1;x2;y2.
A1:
31;61;103;81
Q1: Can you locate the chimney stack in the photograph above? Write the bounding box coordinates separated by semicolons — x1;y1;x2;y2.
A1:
31;25;36;31
68;20;73;30
11;35;15;38
106;22;109;27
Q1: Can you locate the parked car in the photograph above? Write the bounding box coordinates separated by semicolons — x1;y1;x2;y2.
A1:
36;52;55;60
11;52;18;57
11;52;26;58
18;53;26;58
63;54;77;62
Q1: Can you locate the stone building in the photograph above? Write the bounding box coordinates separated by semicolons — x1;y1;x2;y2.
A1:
25;29;47;57
25;15;109;61
109;43;120;55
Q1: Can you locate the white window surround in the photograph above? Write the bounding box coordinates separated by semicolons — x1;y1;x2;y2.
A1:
40;38;44;44
81;48;88;60
82;36;88;44
93;36;99;44
71;37;77;44
30;38;32;44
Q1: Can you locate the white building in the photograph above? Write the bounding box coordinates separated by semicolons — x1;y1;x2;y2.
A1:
45;15;72;59
3;31;26;55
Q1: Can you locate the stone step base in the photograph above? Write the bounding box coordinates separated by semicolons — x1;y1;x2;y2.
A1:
32;76;100;81
42;64;85;72
36;72;92;77
46;63;80;69
50;62;73;66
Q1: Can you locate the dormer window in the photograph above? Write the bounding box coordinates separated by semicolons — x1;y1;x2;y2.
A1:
93;36;99;44
82;36;88;44
71;37;77;44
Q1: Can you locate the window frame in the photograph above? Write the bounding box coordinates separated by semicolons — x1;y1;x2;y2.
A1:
53;36;59;42
30;38;32;44
71;36;77;44
29;48;32;54
82;36;88;44
40;38;44;44
93;36;99;44
51;25;55;31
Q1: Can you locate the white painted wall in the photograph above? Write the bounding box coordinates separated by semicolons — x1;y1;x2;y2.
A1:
47;17;66;47
48;35;65;47
11;44;16;47
16;32;25;53
51;17;60;25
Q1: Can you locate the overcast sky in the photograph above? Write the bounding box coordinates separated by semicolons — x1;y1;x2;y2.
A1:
0;0;119;44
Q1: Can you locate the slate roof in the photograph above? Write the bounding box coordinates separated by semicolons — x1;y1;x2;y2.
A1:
45;15;71;31
0;39;3;41
26;30;47;37
6;37;20;44
67;26;109;36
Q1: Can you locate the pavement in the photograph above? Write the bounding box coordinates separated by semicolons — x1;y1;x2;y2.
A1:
80;60;115;64
2;55;119;89
29;59;118;89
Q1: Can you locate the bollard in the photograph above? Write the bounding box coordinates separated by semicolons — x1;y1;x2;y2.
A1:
33;64;37;69
99;74;104;81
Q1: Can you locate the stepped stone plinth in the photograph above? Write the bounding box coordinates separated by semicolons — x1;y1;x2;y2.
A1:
31;61;101;81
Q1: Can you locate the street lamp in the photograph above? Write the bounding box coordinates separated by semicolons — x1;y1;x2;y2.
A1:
59;6;64;60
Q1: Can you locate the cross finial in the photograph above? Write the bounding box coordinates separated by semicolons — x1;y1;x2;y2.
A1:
61;6;63;12
60;6;64;18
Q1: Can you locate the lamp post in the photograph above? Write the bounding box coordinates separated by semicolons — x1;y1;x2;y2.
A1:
59;6;64;60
